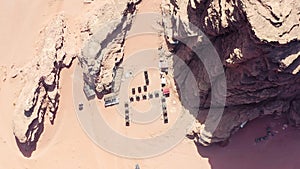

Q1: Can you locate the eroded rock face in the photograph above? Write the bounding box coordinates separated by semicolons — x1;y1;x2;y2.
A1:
162;0;300;145
80;0;141;94
244;0;300;44
12;14;77;157
12;0;141;157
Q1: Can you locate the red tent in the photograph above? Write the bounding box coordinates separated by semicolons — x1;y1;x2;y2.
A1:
163;88;170;97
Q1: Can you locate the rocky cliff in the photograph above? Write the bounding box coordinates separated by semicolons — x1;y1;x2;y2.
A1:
162;0;300;145
12;0;141;157
12;14;77;157
11;0;300;157
80;0;141;95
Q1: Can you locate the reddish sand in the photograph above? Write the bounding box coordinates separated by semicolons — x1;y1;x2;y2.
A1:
1;0;300;169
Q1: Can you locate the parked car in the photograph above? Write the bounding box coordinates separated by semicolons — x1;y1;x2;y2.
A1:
78;103;84;111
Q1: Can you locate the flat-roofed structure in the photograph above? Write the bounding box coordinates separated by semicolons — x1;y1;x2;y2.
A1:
104;94;119;107
159;60;169;73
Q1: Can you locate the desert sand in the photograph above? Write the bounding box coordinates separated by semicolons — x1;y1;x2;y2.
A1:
1;0;300;169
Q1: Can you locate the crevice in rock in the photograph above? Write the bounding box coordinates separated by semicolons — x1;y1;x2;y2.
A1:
161;0;300;146
13;14;78;157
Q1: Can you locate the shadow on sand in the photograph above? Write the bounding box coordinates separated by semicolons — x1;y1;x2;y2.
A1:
195;116;300;169
15;120;45;158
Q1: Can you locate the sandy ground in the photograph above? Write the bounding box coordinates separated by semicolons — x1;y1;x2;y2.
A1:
1;0;300;169
97;65;181;139
0;0;91;67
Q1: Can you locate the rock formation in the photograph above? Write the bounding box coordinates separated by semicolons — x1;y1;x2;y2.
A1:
80;0;141;95
11;0;299;157
161;0;300;145
12;14;77;157
12;0;142;157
